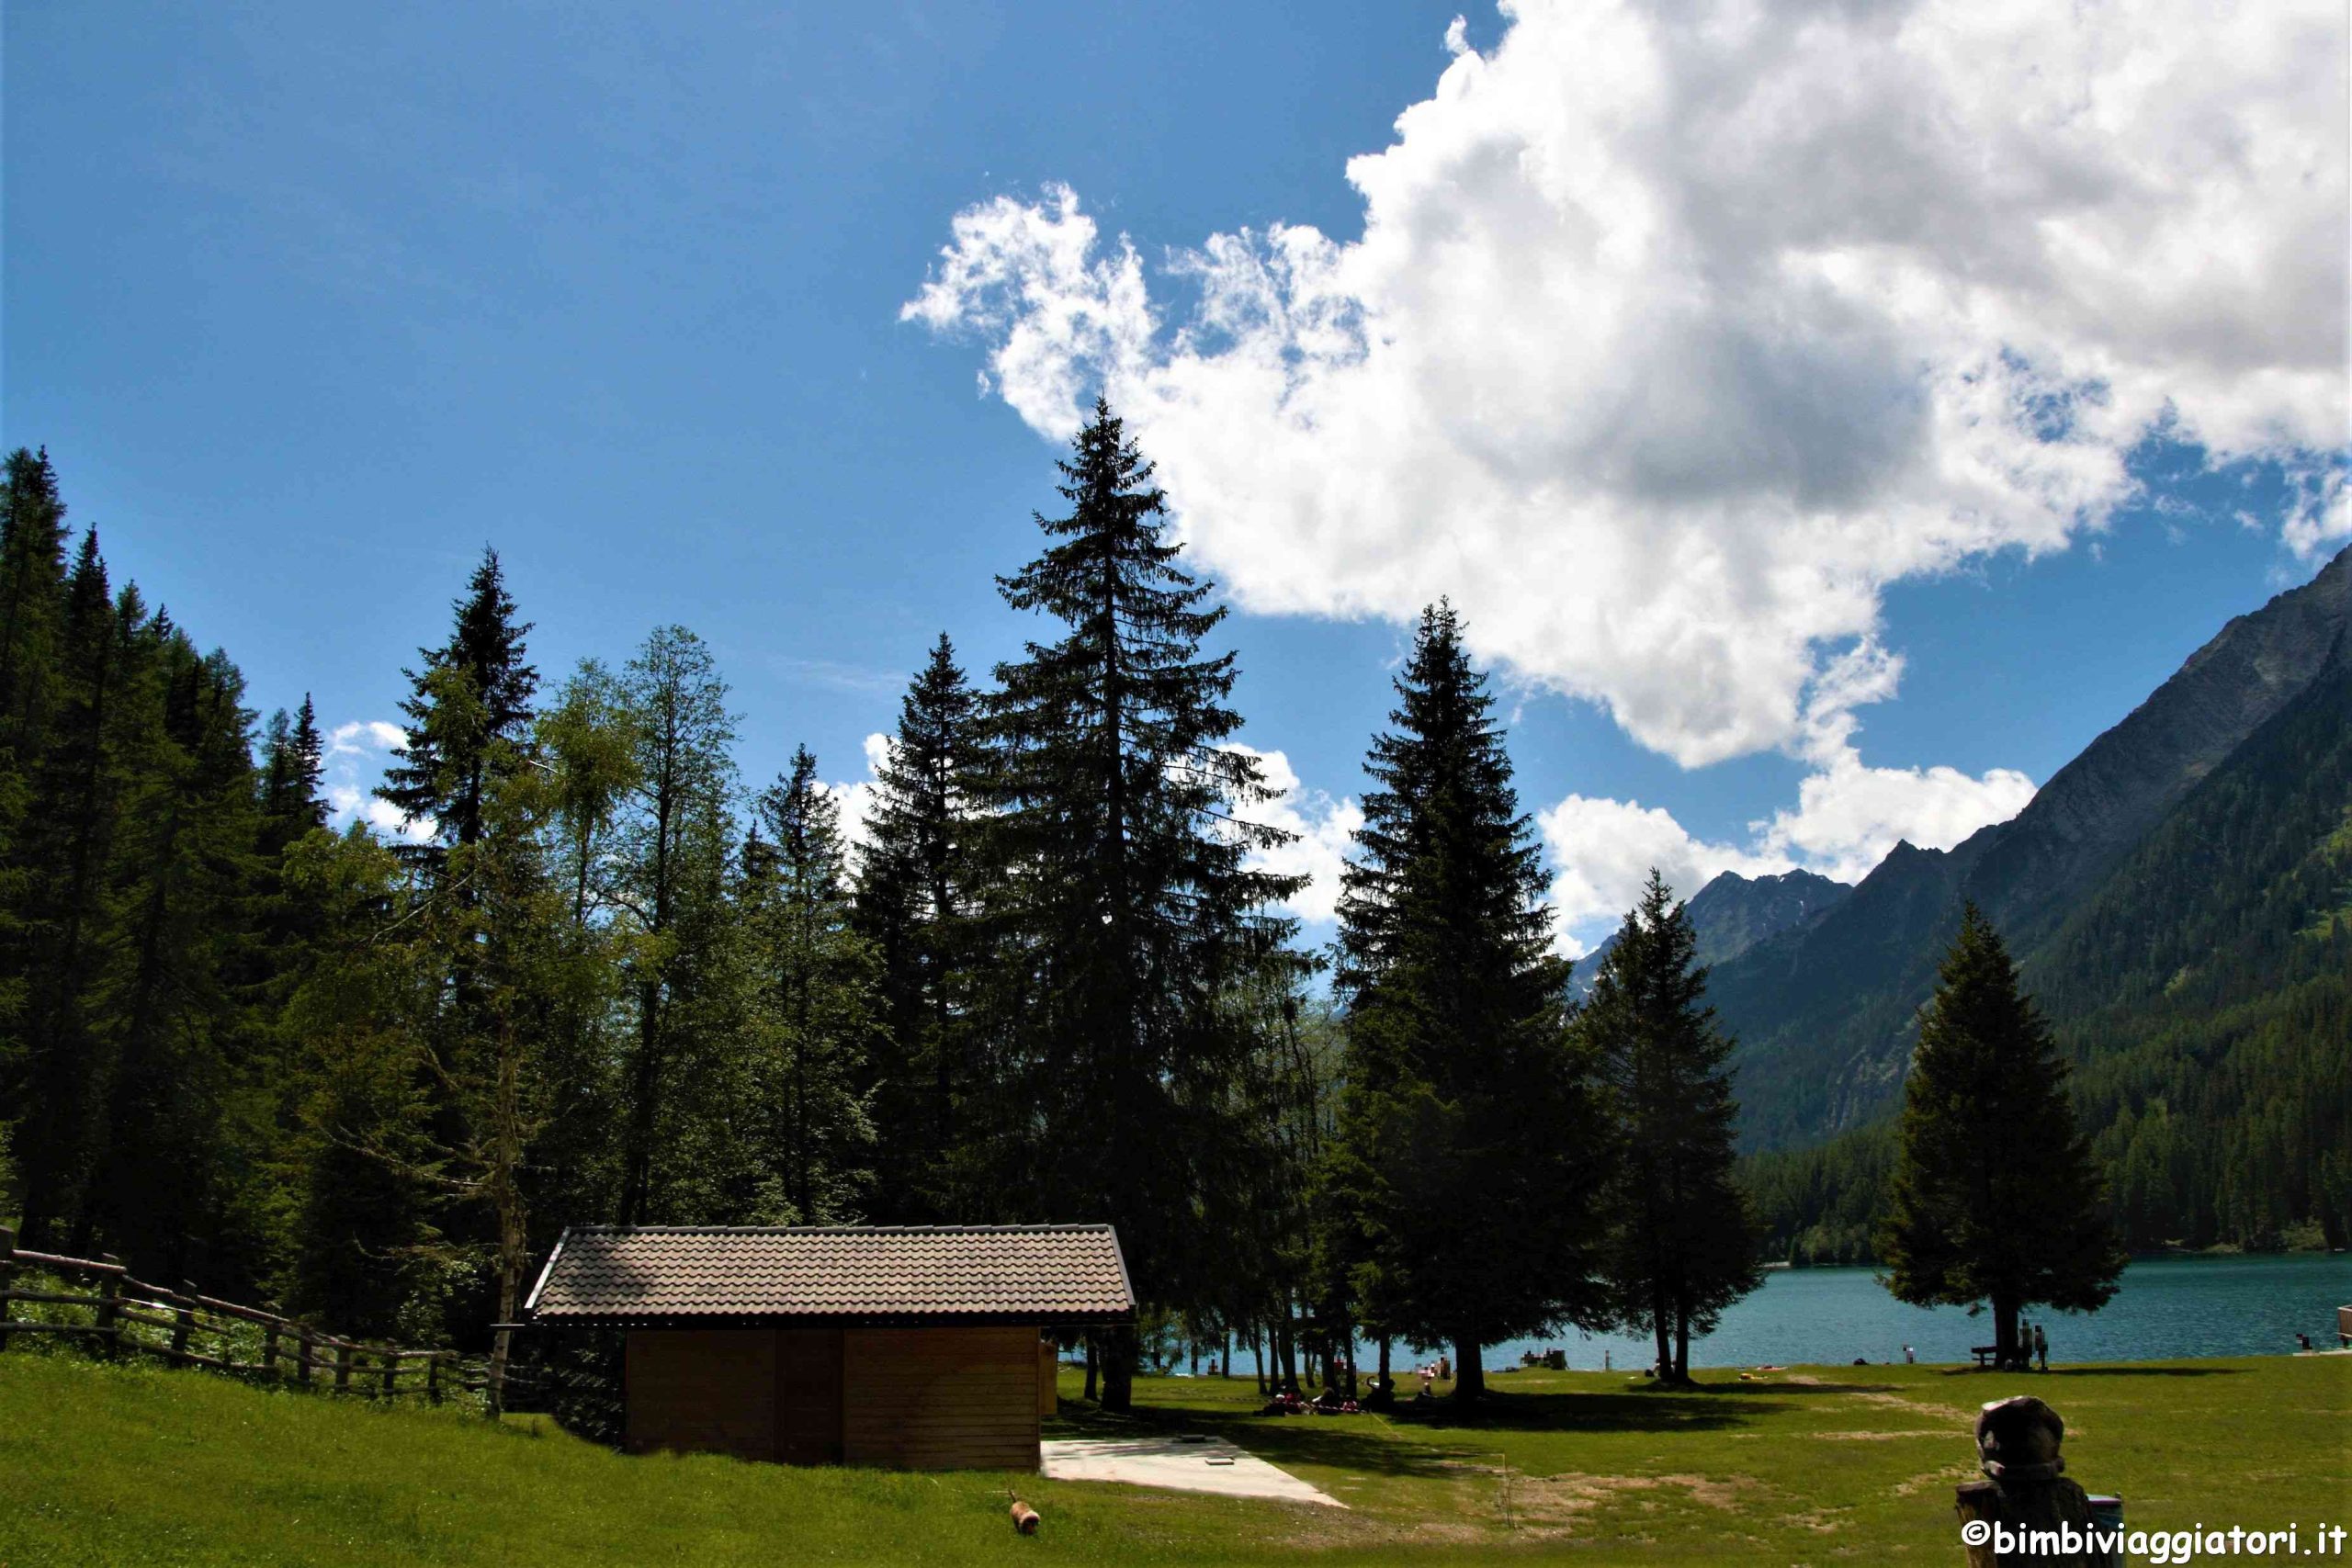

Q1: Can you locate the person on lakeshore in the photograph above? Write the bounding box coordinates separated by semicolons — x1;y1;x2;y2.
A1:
1905;1345;1916;1364
2033;1324;2049;1372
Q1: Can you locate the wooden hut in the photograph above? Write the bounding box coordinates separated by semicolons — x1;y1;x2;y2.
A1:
521;1224;1133;1470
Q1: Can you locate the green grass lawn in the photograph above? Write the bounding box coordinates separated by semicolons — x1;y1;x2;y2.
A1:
2;1346;2344;1564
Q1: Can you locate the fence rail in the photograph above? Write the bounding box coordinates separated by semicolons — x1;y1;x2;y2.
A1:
0;1227;532;1410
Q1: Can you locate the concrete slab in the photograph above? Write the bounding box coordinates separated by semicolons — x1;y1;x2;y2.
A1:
1040;1435;1346;1507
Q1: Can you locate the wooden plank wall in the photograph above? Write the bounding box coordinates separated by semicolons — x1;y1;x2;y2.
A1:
625;1330;778;1461
776;1328;844;1464
842;1325;1041;1471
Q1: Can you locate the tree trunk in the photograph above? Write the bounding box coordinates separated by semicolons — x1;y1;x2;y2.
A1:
1673;1298;1691;1382
1082;1333;1098;1403
1101;1323;1136;1413
1453;1337;1485;1403
1993;1295;2020;1371
1651;1288;1674;1384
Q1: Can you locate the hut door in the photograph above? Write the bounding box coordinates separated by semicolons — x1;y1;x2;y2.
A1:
775;1328;844;1464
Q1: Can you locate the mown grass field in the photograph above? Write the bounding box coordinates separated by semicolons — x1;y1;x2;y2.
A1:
1;1346;2344;1564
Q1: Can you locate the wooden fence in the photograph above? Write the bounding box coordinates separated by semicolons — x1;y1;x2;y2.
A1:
0;1226;523;1409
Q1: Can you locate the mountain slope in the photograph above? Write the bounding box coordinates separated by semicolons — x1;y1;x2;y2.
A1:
2032;629;2352;1247
1747;627;2352;1254
1715;545;2352;1150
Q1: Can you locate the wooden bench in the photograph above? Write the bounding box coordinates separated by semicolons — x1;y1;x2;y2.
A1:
1971;1345;2002;1369
2337;1305;2349;1349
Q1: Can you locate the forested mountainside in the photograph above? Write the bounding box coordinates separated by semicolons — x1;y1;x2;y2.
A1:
1715;546;2352;1152
1740;553;2352;1258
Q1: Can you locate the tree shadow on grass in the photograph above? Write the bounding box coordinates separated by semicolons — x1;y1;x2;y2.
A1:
1932;1366;2244;1380
2040;1366;2245;1378
1389;1389;1790;1434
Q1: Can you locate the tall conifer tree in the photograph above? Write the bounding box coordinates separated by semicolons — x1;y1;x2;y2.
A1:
10;532;132;1248
1329;602;1611;1401
978;399;1304;1410
854;634;981;1220
378;547;538;869
1881;905;2125;1366
0;448;69;761
742;747;877;1224
1583;870;1760;1383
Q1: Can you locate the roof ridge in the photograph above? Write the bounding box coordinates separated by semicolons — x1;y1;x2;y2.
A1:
559;1223;1117;1236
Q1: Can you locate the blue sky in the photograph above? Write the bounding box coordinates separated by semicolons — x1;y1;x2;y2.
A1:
7;1;2345;953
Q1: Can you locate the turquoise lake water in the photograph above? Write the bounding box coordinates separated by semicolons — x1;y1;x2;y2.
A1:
1223;1254;2351;1374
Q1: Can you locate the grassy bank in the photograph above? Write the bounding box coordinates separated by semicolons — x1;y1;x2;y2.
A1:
2;1346;2344;1564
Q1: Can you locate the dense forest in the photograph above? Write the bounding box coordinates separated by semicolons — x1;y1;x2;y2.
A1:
0;416;1759;1405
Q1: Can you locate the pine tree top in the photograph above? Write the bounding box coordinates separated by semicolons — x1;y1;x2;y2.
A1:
1339;600;1556;1002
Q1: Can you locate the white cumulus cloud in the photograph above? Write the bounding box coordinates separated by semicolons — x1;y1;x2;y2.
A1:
1221;744;1365;928
324;719;435;844
822;732;894;853
905;0;2348;775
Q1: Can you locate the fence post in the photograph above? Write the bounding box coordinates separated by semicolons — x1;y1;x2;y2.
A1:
298;1325;315;1389
334;1339;352;1393
95;1258;124;1358
170;1281;198;1364
381;1347;398;1399
0;1226;16;1354
262;1321;280;1380
427;1351;443;1406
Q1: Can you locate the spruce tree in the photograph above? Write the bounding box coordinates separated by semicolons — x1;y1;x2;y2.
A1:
1583;870;1760;1383
378;547;538;867
1881;905;2125;1367
0;449;70;1215
741;747;878;1224
9;532;132;1248
1330;601;1611;1402
978;398;1305;1411
0;448;69;760
257;697;329;853
853;634;981;1220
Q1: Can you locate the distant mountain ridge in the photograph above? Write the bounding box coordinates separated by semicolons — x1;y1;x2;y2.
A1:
1709;545;2352;1151
1571;868;1849;991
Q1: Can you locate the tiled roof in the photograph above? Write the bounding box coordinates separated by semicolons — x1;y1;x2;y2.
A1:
523;1225;1135;1325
